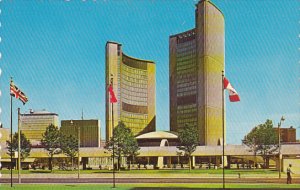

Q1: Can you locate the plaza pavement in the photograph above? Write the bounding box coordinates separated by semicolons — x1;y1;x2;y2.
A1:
1;172;300;179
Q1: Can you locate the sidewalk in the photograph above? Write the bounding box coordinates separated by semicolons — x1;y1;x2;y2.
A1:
2;172;300;179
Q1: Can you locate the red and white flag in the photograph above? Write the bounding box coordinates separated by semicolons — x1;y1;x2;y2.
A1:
224;77;240;102
10;80;28;105
108;84;117;103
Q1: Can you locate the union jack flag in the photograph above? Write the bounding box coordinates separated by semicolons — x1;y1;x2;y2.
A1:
10;80;28;105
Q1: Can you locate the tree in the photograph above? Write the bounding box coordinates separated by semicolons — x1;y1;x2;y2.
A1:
242;119;278;169
41;124;61;171
6;132;32;168
177;124;199;171
123;132;140;170
60;134;78;170
105;122;140;170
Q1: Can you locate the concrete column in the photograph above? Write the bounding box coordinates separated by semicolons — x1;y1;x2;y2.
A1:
192;156;196;168
227;156;231;169
167;157;172;168
216;156;220;168
157;157;163;169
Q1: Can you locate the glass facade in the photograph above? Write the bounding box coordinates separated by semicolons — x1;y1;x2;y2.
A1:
61;120;101;147
170;0;224;145
175;31;197;128
106;42;156;140
20;110;59;145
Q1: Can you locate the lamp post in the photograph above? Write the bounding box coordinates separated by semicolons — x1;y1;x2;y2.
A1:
70;120;80;179
278;116;285;179
111;75;116;188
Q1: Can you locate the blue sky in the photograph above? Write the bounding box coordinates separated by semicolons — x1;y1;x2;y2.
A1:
1;0;299;145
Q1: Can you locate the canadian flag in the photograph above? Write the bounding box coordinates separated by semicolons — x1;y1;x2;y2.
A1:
224;77;240;102
108;84;117;103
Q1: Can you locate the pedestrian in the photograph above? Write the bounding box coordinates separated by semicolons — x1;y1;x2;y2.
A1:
287;164;294;184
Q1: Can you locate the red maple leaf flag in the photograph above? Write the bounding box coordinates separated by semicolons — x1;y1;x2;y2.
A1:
108;84;117;103
224;77;240;102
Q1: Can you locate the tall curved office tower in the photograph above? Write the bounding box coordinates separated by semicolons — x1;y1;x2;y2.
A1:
106;41;156;141
170;0;224;145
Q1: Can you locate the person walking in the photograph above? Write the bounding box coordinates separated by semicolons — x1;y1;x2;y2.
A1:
287;164;294;184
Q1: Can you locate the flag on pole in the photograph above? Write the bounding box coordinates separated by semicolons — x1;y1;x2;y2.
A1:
10;80;28;105
224;77;240;102
108;84;117;103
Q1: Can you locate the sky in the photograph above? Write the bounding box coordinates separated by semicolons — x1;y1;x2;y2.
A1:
0;0;299;145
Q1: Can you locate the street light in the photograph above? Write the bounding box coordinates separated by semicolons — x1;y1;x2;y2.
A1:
70;120;80;179
278;116;285;179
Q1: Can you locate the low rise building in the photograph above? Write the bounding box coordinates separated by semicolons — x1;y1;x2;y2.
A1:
20;109;59;146
61;120;101;147
274;126;296;143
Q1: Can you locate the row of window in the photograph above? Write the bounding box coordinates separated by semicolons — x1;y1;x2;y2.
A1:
176;63;196;73
121;83;148;95
177;107;197;115
177;40;196;49
123;122;146;130
176;48;196;55
178;104;197;110
121;117;148;125
176;55;196;63
121;111;148;120
122;96;148;106
177;81;196;89
177;119;197;126
122;78;148;90
176;73;196;80
176;77;196;85
177;85;197;93
177;91;196;97
122;88;148;98
122;64;148;78
122;68;147;77
177;67;196;75
177;112;197;120
176;56;195;63
121;73;148;84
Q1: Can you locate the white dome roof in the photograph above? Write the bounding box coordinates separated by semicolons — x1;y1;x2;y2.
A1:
136;131;178;139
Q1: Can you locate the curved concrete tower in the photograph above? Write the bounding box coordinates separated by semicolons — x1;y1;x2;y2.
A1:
170;0;224;145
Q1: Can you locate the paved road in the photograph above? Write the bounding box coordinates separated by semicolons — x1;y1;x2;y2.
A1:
1;177;299;184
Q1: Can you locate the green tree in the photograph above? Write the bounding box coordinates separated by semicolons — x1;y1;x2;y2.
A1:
6;132;32;167
60;134;78;170
123;131;140;169
105;122;140;170
41;124;61;171
177;124;199;171
242;119;278;169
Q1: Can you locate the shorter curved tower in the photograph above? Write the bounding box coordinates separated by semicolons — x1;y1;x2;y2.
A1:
106;41;156;141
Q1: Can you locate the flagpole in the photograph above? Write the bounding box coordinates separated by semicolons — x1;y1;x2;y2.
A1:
10;78;13;187
111;76;116;188
17;108;21;183
222;71;225;189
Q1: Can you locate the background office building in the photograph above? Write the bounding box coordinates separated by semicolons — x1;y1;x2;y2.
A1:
170;0;224;145
274;127;297;143
106;41;156;141
61;120;101;147
20;109;59;146
0;125;9;144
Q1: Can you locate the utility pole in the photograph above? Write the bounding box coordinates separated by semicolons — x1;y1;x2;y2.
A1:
111;76;116;188
17;108;21;183
222;71;225;189
278;116;285;179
